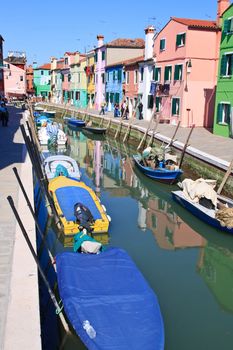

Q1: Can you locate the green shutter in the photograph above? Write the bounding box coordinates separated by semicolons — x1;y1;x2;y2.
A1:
226;104;231;124
160;39;164;50
152;67;156;80
106;92;109;102
156;97;160;112
148;95;154;109
224;19;231;33
182;33;186;45
110;93;114;103
176;34;181;46
230;19;233;32
220;55;227;76
115;93;120;104
164;67;168;81
172;98;176;115
217;103;223;123
174;65;178;80
118;69;121;82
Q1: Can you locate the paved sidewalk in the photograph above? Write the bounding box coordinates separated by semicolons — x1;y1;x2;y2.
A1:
43;102;233;167
0;106;41;350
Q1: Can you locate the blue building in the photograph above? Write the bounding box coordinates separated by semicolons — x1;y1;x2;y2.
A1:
105;64;124;111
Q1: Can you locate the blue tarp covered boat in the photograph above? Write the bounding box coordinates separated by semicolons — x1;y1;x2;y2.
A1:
67;118;86;127
56;248;164;350
133;154;183;184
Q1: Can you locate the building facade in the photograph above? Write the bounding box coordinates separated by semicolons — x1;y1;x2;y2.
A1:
86;51;95;108
4;60;26;98
105;64;123;111
213;3;233;137
33;63;51;98
26;65;34;96
153;17;220;127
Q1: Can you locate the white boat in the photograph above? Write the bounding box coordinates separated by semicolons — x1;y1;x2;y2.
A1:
43;155;81;180
38;126;67;146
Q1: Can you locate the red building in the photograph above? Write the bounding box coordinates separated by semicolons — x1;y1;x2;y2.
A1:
26;65;34;95
0;35;4;97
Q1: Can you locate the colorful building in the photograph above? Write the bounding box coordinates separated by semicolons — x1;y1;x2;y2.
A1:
213;2;233;137
4;60;26;98
94;35;144;110
70;53;87;108
33;63;51;98
26;65;34;96
61;52;74;103
123;56;144;118
105;63;123;111
51;58;64;104
86;50;95;108
152;12;222;126
0;35;4;97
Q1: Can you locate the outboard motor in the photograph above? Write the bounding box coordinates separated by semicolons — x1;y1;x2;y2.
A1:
74;202;95;232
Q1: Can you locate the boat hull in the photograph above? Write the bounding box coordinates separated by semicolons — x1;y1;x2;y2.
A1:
172;190;233;235
44;155;81;180
67;118;85;127
133;155;183;184
49;176;109;235
83;126;107;134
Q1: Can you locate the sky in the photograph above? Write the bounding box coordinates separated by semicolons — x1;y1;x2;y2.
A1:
1;0;217;65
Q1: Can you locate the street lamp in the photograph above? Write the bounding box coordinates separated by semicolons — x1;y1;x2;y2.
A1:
185;59;192;91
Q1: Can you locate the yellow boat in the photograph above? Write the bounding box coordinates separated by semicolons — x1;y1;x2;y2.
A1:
49;176;110;235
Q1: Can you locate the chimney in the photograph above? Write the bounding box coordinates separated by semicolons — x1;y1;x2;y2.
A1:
32;61;37;69
144;26;155;60
97;34;104;48
217;0;230;26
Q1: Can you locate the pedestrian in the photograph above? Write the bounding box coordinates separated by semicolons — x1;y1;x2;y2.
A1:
99;101;106;115
114;103;119;117
138;102;143;120
0;103;9;127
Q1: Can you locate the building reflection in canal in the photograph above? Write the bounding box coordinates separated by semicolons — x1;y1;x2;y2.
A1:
39;125;233;349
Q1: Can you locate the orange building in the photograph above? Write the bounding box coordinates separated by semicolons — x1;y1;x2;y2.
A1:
26;65;34;95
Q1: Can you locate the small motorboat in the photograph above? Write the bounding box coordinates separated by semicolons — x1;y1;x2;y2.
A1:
35;115;51;128
172;178;233;234
34;106;44;112
56;247;164;350
38;126;67;146
83;126;107;135
48;176;110;235
67;118;86;127
43;110;56;118
43;155;81;180
133;154;183;184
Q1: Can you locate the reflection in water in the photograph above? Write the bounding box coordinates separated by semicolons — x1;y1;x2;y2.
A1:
39;126;233;350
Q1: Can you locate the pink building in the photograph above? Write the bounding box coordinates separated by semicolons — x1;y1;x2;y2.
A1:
61;52;76;103
153;16;221;127
4;60;26;98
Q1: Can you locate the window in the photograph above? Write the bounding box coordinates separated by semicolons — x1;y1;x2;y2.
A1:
75;91;80;100
106;92;109;102
134;70;138;84
107;72;109;81
94;52;98;63
217;102;231;124
118;69;122;82
153;67;161;82
160;38;166;51
147;95;154;109
174;64;183;81
220;53;233;76
102;51;105;61
171;97;180;116
110;93;114;103
123;71;126;82
224;17;233;34
155;97;162;112
65;57;68;65
61;74;64;82
68;73;71;82
115;93;120;104
126;71;130;84
41;70;44;75
140;67;144;81
20;75;23;82
101;73;105;84
164;66;172;81
48;70;51;75
176;33;186;47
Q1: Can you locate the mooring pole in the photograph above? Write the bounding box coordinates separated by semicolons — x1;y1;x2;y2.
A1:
179;124;195;168
217;159;233;195
137;111;155;151
123;102;138;143
114;107;126;140
7;196;70;333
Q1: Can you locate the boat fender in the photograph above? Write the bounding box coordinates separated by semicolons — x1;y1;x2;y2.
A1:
107;215;111;222
102;204;106;212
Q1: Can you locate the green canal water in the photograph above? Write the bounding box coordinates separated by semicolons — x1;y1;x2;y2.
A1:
39;123;233;350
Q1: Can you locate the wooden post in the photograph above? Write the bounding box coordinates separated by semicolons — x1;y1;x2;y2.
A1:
137;111;155;151
178;124;195;168
217;159;233;195
167;120;181;148
147;113;160;148
114;107;127;139
123;102;139;143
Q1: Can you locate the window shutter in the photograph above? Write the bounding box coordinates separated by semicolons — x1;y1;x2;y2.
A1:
118;69;121;82
179;65;183;80
164;67;168;81
220;55;227;76
115;93;120;103
224;19;231;33
182;33;186;45
226;104;231;124
174;65;178;80
156;97;159;112
217;103;223;123
160;40;164;50
152;67;156;80
106;92;109;102
172;98;176;115
230;19;233;32
176;34;181;46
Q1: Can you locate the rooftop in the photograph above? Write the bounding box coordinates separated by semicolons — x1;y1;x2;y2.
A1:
36;63;51;70
171;17;219;30
106;38;145;48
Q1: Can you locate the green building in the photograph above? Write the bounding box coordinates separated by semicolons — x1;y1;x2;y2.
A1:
33;63;51;98
214;4;233;138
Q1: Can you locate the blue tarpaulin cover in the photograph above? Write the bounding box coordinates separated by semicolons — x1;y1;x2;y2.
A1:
56;248;164;350
55;186;101;221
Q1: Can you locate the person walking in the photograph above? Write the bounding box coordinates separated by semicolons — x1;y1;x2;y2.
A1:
138;102;143;120
0;103;9;127
99;101;106;115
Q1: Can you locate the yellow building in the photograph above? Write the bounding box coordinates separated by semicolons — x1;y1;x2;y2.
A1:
85;50;95;108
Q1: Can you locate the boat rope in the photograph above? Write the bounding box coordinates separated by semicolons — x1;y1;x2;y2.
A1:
56;299;64;315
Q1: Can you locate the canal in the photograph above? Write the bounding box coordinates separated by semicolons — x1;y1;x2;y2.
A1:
37;120;233;350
